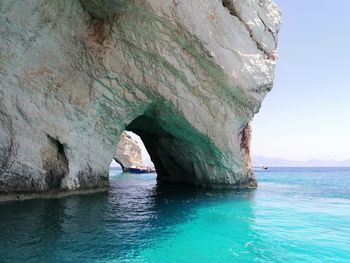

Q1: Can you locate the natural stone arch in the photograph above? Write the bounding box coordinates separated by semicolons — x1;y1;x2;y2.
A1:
120;103;254;187
0;0;280;199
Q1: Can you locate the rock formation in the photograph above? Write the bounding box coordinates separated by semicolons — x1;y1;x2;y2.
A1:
0;0;280;198
114;132;143;171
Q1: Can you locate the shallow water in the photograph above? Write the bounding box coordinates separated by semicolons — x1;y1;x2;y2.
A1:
1;167;350;262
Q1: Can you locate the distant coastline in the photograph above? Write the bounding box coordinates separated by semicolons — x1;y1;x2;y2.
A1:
253;155;350;167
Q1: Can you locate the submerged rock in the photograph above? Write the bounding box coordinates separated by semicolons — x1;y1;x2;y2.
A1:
114;132;143;171
0;0;280;196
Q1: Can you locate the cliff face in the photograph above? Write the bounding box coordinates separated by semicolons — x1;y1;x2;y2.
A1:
114;132;143;170
0;0;280;196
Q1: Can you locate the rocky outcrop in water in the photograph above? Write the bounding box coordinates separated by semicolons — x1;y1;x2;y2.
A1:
114;132;143;171
0;0;280;197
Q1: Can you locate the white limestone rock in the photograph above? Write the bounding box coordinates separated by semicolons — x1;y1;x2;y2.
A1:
114;132;143;170
0;0;281;196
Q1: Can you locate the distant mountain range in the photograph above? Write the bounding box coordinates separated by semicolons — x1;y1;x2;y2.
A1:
253;155;350;167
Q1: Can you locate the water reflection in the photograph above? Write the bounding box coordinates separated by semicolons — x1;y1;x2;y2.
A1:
2;168;349;262
0;173;257;262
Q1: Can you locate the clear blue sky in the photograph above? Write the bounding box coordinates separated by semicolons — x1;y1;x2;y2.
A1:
252;0;350;161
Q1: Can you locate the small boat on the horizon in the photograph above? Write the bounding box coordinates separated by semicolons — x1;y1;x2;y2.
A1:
261;166;269;170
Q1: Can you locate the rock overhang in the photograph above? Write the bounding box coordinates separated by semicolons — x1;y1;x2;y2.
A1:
0;0;281;200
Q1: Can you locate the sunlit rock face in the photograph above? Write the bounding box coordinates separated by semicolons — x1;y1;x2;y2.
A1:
114;132;143;170
0;0;280;196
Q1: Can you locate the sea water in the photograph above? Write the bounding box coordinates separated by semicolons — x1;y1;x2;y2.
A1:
0;167;349;262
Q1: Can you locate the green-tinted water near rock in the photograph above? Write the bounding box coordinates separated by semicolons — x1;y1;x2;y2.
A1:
1;167;350;262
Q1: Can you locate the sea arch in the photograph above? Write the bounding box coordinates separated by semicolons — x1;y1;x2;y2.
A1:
0;0;280;199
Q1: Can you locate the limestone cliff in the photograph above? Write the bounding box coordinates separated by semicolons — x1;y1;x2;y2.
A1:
114;132;143;171
0;0;280;197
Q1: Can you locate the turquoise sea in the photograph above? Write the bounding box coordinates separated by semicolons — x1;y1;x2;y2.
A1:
1;167;350;262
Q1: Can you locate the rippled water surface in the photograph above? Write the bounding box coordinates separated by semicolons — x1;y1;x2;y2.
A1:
1;167;350;262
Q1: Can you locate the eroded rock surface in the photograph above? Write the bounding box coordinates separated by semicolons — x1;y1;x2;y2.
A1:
0;0;280;196
114;132;143;170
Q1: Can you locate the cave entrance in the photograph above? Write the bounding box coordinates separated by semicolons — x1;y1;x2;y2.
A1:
109;104;214;186
121;113;200;184
124;115;170;176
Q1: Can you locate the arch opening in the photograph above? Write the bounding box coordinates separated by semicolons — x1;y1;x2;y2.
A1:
106;104;255;188
124;113;200;185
